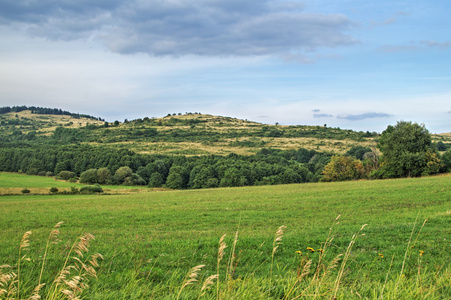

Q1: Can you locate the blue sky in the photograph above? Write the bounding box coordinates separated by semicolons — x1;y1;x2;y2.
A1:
0;0;450;133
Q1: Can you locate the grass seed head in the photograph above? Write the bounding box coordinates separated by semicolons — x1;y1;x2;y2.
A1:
20;231;32;251
218;234;227;261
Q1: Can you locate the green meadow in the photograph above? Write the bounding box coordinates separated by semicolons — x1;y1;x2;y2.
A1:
0;173;450;299
0;172;147;195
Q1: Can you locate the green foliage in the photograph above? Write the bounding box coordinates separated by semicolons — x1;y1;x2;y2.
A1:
377;121;441;178
79;185;103;194
80;169;98;184
58;171;75;181
21;188;30;194
219;167;246;187
49;187;58;193
96;167;112;184
442;149;451;172
321;155;363;182
345;145;372;160
148;172;164;188
114;166;133;184
165;166;188;189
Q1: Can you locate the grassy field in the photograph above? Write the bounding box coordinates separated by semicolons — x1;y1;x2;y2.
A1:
0;174;450;299
0;172;151;195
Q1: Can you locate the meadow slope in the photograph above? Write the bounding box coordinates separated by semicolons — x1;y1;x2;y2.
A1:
0;174;450;298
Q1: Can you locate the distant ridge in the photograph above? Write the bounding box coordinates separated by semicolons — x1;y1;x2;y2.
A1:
0;105;104;121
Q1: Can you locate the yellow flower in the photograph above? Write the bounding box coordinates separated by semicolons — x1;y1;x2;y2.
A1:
295;251;302;256
317;249;324;254
419;250;424;256
307;247;315;253
378;253;384;258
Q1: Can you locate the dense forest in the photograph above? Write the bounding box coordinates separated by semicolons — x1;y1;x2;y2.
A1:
0;107;450;189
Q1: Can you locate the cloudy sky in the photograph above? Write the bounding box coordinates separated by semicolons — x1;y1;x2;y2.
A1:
0;0;450;133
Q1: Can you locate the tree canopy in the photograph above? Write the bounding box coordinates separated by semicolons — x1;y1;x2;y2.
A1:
377;121;441;178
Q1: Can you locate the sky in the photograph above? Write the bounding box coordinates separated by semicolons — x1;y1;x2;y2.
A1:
0;0;450;133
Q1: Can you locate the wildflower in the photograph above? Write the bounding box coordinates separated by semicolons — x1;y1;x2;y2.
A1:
306;247;315;253
419;250;424;256
378;253;384;258
295;251;302;256
317;249;324;254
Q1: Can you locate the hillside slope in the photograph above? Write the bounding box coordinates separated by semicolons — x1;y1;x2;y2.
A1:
0;109;384;155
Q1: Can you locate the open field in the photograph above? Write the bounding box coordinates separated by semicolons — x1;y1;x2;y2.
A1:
0;172;152;195
0;173;450;298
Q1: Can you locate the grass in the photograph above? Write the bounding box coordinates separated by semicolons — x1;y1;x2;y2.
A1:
0;172;151;195
0;174;450;298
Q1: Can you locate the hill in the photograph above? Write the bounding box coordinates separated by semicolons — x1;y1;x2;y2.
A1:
1;107;450;189
0;108;382;156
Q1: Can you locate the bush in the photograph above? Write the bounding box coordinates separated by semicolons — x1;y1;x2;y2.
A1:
21;188;30;194
50;187;59;193
45;171;54;177
80;169;98;184
58;171;75;181
80;185;103;194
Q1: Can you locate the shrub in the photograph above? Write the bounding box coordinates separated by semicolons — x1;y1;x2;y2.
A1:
80;169;98;184
21;188;30;194
114;166;133;184
50;187;58;194
57;170;75;181
80;185;103;194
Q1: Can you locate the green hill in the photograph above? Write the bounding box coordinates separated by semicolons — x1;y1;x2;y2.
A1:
1;107;450;189
0;108;382;156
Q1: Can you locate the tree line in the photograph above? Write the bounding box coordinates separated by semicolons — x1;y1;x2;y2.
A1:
0;105;103;121
0;145;332;188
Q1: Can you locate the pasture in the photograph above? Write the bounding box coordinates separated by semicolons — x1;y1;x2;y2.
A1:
0;173;450;299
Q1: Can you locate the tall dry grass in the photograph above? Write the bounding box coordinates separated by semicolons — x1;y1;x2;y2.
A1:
0;223;102;300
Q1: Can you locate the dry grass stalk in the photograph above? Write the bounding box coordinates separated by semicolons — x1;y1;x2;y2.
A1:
299;259;312;281
2;225;101;300
17;230;32;299
39;222;64;285
217;234;227;300
0;265;16;298
270;225;286;282
176;264;205;300
227;229;239;285
74;233;95;258
198;274;219;300
28;283;46;300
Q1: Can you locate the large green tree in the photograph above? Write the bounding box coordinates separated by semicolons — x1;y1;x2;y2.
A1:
378;121;441;178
